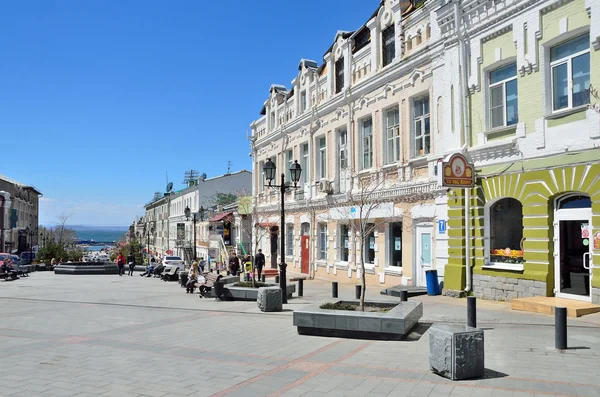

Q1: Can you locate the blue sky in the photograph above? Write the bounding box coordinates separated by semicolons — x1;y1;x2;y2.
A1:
0;0;378;226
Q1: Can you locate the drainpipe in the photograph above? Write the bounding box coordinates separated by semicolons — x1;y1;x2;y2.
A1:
454;0;472;293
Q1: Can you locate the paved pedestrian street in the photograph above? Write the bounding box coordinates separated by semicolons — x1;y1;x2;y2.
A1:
1;273;599;397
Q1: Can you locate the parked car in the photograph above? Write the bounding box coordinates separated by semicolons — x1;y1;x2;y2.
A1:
162;256;184;271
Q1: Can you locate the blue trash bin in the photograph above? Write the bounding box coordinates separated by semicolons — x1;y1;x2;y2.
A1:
425;269;440;296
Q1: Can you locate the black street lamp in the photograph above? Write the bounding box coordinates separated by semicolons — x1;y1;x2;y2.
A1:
263;157;302;304
185;206;205;260
145;224;155;260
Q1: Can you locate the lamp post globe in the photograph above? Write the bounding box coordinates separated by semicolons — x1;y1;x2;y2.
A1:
263;158;276;185
289;160;302;187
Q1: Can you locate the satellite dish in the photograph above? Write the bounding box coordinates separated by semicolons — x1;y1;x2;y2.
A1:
166;182;173;193
200;173;207;181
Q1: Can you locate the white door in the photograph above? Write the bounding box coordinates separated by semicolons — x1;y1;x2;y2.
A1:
554;195;593;302
415;225;433;287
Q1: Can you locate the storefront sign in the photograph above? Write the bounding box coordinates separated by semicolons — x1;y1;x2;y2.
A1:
442;153;475;188
491;248;524;258
581;224;590;239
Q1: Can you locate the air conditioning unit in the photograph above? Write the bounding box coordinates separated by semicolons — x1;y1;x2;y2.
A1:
318;180;333;194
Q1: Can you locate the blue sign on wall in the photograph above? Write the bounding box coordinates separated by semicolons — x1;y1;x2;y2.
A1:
438;220;446;234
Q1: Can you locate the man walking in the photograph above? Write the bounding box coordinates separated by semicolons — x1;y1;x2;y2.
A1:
254;249;265;281
127;252;135;276
228;252;240;276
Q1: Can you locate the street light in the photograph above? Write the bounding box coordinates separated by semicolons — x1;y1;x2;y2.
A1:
185;205;205;260
145;224;155;261
263;157;302;304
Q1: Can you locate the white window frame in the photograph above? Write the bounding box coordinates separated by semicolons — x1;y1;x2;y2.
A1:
286;150;293;182
382;24;395;67
300;143;309;186
318;136;327;180
300;90;307;112
258;160;265;192
338;224;349;262
361;117;373;170
412;95;430;158
363;223;375;265
318;223;327;260
550;34;591;113
338;129;347;169
385;107;400;164
488;63;518;129
286;224;294;257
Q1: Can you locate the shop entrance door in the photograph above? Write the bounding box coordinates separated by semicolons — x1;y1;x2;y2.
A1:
301;236;310;274
415;224;433;287
554;194;592;302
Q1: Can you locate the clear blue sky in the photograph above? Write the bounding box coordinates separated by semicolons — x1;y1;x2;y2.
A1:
0;0;378;226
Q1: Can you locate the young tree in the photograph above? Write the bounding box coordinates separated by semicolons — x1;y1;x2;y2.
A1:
344;175;399;311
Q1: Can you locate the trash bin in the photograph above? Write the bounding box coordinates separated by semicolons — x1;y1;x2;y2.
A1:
213;280;225;301
425;269;440;296
179;270;188;288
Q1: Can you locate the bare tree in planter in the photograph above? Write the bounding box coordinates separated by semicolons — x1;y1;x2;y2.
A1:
342;175;400;311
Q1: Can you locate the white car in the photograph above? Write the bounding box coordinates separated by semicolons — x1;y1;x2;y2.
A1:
162;256;184;271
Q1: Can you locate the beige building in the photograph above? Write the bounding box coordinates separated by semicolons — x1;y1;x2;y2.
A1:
250;0;450;288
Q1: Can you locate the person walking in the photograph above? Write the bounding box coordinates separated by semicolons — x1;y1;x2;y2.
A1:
127;252;135;276
116;253;125;276
254;249;265;281
199;257;206;273
228;252;240;276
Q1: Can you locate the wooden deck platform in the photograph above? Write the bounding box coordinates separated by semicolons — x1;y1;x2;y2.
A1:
511;296;600;318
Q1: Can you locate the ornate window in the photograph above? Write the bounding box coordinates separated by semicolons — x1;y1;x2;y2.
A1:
385;107;400;164
488;198;524;267
335;57;344;94
318;223;327;260
489;63;518;128
551;34;590;112
339;224;349;262
361;118;373;169
382;24;395;67
412;96;430;157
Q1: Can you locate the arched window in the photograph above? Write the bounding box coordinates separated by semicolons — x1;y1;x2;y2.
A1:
558;195;591;209
489;198;524;264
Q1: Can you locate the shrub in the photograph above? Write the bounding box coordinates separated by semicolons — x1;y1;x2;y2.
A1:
320;302;356;311
233;282;270;288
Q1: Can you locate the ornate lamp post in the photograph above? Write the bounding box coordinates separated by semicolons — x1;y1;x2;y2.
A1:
263;157;302;304
185;206;206;260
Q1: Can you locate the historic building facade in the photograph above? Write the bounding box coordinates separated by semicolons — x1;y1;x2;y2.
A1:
250;0;457;287
439;0;600;303
0;174;42;253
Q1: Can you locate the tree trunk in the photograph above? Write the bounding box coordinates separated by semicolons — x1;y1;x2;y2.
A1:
360;240;366;311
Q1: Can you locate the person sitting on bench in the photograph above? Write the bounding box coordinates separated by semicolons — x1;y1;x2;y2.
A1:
141;258;156;277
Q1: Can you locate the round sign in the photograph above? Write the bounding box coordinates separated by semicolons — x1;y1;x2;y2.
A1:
583;239;590;246
451;156;466;177
582;229;590;239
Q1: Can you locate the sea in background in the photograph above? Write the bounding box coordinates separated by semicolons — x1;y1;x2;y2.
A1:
68;225;129;243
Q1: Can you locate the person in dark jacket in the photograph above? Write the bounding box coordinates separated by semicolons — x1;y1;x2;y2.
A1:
127;253;135;276
228;252;240;276
254;249;265;280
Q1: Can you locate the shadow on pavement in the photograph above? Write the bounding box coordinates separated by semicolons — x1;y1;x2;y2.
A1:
403;322;432;341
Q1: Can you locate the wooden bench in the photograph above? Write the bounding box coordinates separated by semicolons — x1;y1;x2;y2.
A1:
189;272;222;297
262;268;279;278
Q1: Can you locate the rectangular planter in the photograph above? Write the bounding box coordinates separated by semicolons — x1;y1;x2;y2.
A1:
293;300;422;340
211;283;296;300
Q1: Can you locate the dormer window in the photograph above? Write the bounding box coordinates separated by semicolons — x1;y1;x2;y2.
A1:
335;57;344;94
382;25;395;67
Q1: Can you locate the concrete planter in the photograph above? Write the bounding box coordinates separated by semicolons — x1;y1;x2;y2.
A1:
213;283;296;301
54;262;119;275
293;300;422;340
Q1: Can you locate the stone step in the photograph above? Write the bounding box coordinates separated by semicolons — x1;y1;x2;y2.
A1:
511;296;600;318
380;285;428;298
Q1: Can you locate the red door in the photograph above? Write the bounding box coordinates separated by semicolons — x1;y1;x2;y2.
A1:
301;236;310;274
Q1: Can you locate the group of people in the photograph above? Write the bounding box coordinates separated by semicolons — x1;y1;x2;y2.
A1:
226;249;265;279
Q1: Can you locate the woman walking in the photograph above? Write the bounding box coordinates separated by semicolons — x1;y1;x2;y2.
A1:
116;252;125;276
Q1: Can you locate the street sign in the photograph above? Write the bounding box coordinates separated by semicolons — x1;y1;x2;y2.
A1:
438;220;446;234
442;153;475;188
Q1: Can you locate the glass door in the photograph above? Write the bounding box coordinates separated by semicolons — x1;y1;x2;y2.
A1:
415;225;433;287
556;219;591;300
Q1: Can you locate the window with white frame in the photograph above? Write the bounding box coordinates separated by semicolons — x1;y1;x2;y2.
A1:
489;63;518;128
286;150;293;182
300;143;309;186
382;24;395;67
364;223;375;265
361;118;373;169
551;34;590;112
300;90;307;112
385;107;400;164
488;198;523;266
339;129;347;169
286;224;294;256
335;57;344;94
339;224;349;262
318;223;327;260
413;96;430;157
258;160;265;192
318;137;327;180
